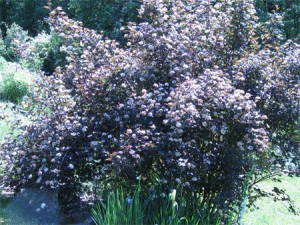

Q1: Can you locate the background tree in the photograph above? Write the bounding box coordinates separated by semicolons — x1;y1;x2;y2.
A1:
255;0;300;39
67;0;142;43
3;0;49;36
0;0;9;35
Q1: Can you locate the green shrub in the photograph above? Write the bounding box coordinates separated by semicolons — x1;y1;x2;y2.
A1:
0;23;30;62
0;73;29;103
1;0;50;36
19;32;67;74
40;34;67;74
0;56;5;69
0;32;6;57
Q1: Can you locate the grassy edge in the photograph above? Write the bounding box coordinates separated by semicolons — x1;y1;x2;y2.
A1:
244;176;300;225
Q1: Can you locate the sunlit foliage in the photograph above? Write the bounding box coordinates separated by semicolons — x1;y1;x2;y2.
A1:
0;0;299;220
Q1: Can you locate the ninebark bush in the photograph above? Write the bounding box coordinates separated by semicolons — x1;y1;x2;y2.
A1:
0;0;299;219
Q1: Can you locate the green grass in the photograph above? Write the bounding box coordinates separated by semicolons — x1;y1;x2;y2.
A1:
0;57;37;86
244;176;300;225
0;61;30;104
0;56;37;104
0;72;29;103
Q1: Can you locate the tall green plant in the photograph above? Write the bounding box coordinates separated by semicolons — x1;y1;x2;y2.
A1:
143;188;224;225
0;73;29;103
92;186;225;225
92;186;144;225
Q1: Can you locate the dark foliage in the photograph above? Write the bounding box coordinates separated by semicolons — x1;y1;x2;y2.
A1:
0;0;299;220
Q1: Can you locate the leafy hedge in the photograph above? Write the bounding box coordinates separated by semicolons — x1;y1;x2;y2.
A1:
0;0;299;221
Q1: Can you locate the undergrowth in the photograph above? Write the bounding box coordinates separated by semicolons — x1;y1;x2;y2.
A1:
0;73;29;103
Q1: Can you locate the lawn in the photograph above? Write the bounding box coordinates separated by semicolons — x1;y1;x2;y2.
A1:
244;175;300;225
0;58;37;86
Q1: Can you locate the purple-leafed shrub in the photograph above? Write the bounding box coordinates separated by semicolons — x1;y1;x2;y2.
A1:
0;0;299;218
